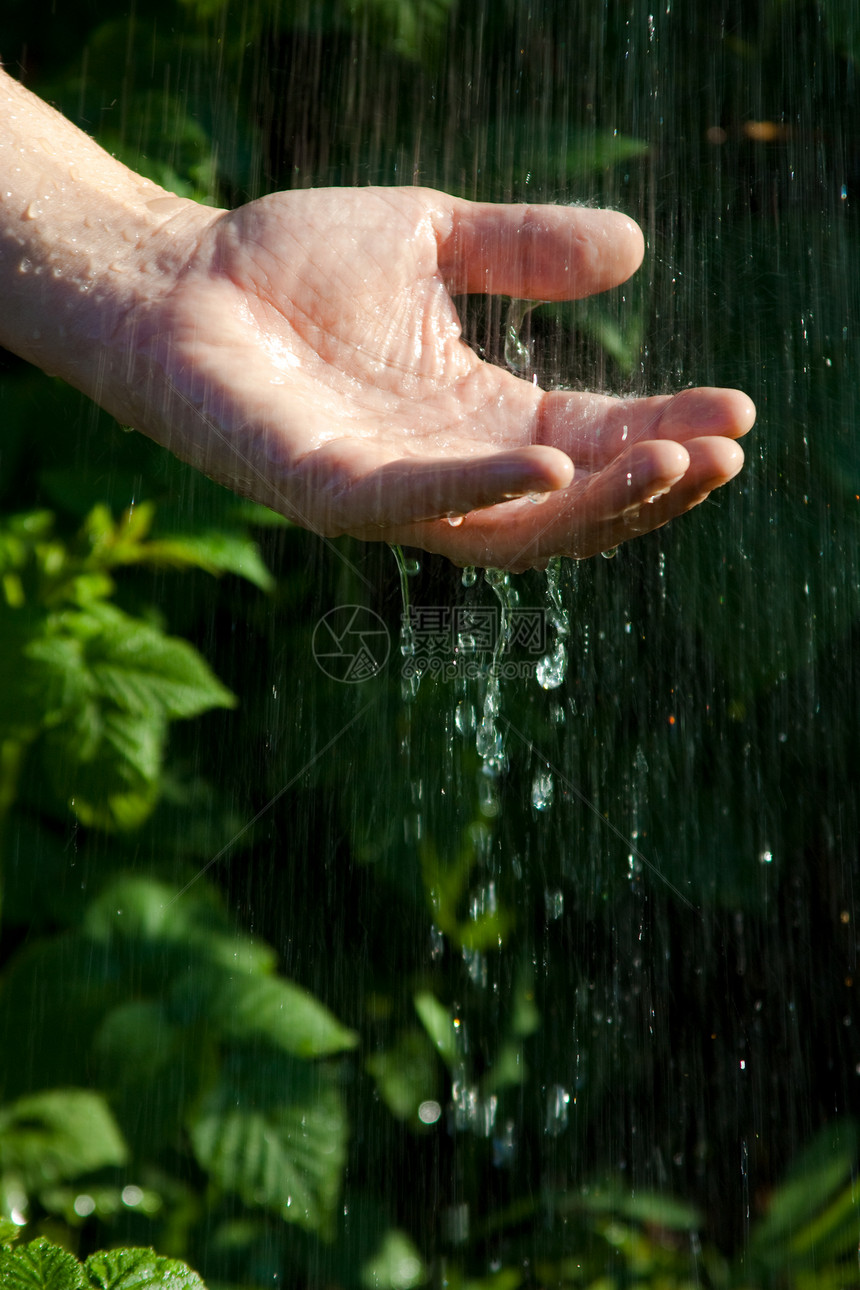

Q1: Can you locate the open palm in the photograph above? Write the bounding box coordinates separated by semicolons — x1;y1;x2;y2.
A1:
131;187;754;570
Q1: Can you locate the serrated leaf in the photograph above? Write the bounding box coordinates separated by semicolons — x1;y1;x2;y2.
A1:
60;603;235;719
189;1050;348;1236
0;1089;128;1190
137;532;274;592
0;1238;86;1290
83;1247;207;1290
171;969;357;1057
0;616;89;737
0;1217;21;1245
41;705;165;831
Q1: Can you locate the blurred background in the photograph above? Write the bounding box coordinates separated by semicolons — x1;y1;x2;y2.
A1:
1;1;860;1286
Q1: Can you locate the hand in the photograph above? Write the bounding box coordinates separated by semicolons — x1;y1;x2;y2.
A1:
119;186;754;570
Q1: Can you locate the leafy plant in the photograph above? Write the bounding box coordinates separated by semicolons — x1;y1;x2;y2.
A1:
0;1237;207;1290
0;503;264;834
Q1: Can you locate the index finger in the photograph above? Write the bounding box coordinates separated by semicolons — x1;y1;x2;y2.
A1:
434;198;645;299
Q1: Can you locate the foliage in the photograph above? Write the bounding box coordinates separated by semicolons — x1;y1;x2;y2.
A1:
0;505;243;831
0;1238;207;1290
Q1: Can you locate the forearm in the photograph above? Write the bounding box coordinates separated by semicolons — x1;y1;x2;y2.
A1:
0;66;209;418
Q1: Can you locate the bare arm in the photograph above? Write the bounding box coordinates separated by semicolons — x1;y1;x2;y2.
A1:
0;67;754;569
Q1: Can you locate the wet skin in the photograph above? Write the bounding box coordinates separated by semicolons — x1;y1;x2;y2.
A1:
0;71;754;568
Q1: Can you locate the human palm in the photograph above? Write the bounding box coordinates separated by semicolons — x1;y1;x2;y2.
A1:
137;187;753;570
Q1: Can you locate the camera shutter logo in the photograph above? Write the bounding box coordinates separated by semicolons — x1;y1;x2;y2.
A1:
312;606;390;682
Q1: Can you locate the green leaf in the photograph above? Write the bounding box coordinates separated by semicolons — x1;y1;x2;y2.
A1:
83;877;275;977
171;969;358;1057
0;1090;128;1190
565;129;649;174
361;1228;426;1289
41;705;164;831
0;1218;21;1245
749;1120;859;1268
60;603;235;720
93;1001;181;1092
189;1050;348;1236
0;1239;86;1290
137;533;274;592
83;1247;207;1289
413;992;459;1071
366;1030;439;1121
578;1186;702;1232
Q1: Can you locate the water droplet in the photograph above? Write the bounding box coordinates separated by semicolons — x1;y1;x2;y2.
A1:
544;1084;570;1136
536;641;567;689
531;768;554;811
544;888;564;920
454;699;475;736
461;566;477;587
18;257;31;273
446;512;464;527
601;546;619;559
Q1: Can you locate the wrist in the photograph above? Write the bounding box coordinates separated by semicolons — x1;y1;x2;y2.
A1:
0;67;221;417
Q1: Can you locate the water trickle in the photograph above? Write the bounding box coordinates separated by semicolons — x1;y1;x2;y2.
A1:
535;557;569;690
391;544;423;700
504;298;542;375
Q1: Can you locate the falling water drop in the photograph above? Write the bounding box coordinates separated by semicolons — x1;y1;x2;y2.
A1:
531;768;554;811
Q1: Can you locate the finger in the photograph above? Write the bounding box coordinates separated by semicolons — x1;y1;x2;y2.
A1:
383;439;695;568
294;440;575;534
585;435;746;552
435;199;645;299
538;386;757;468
